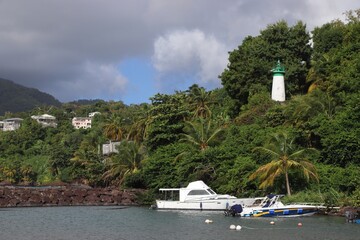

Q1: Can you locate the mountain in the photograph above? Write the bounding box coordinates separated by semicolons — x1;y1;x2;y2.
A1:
0;78;61;116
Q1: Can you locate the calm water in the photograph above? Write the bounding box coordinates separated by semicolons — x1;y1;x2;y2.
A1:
0;206;359;240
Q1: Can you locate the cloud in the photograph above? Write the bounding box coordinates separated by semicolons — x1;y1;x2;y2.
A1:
55;62;128;101
0;0;358;104
152;29;228;90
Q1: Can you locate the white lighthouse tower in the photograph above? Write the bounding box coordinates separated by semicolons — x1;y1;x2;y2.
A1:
271;60;285;102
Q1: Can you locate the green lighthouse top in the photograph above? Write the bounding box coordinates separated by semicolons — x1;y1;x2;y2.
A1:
271;60;285;76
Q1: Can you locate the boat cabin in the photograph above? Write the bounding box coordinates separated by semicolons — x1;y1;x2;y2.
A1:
158;181;219;202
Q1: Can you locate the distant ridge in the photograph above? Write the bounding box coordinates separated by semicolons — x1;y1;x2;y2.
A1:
68;99;104;106
0;78;61;116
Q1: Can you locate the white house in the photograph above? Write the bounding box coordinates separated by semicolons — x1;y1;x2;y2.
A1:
72;117;92;129
102;141;120;155
1;118;23;131
31;114;57;128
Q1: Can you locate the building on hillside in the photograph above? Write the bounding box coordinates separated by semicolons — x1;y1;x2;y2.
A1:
72;117;92;129
89;112;101;118
1;118;23;131
102;141;120;155
31;114;57;128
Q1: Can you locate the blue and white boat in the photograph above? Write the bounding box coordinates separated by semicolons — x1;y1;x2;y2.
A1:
234;194;324;217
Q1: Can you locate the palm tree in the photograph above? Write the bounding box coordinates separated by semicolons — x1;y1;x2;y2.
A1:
287;90;336;126
188;85;213;119
175;118;224;182
71;138;104;185
179;118;224;152
249;132;318;196
126;104;153;143
0;166;17;183
103;114;125;141
102;140;147;186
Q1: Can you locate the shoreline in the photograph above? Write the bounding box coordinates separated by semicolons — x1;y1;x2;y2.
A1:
0;184;145;208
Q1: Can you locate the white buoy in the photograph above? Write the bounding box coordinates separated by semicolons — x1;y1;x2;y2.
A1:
236;225;242;231
271;60;286;102
205;219;213;224
270;221;275;225
230;224;236;230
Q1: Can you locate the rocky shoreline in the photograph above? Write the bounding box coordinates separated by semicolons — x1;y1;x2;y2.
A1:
0;184;145;207
1;184;358;219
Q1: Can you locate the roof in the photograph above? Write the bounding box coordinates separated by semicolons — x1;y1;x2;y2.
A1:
31;114;56;120
72;117;91;120
4;118;23;122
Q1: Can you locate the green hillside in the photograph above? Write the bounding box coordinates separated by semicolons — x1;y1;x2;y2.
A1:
0;10;359;207
0;78;61;115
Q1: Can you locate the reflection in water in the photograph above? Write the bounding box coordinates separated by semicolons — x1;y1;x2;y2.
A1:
0;206;359;240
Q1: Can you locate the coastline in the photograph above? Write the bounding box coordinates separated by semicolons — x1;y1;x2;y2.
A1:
0;184;145;208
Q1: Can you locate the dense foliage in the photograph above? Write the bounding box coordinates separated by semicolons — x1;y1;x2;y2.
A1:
1;10;359;206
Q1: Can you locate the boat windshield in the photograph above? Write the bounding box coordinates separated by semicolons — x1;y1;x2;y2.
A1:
188;190;210;195
207;188;216;195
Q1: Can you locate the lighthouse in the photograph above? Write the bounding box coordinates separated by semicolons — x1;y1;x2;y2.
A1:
271;60;285;102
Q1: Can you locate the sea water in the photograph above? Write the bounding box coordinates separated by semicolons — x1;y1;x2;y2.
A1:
0;206;359;240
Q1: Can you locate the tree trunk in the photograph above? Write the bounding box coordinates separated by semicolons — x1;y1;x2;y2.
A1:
285;170;291;196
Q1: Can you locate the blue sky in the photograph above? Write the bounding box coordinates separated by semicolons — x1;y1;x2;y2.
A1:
0;0;358;105
119;58;157;104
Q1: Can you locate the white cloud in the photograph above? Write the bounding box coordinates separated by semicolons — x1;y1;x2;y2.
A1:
152;29;228;89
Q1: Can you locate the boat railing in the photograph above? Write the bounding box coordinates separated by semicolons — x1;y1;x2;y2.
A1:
281;202;342;212
291;202;324;206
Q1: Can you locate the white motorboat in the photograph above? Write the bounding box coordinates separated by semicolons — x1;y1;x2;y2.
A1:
155;180;262;211
227;194;324;217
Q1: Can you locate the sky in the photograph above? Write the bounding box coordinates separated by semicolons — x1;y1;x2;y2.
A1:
0;0;359;105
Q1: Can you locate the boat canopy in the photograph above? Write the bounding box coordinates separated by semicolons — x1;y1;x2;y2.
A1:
158;181;219;202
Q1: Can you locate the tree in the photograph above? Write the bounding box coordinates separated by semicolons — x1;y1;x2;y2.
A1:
249;132;318;195
71;137;105;186
220;20;311;114
310;10;360;97
174;118;225;183
146;93;190;152
284;89;337;128
179;118;224;152
187;84;213;119
103;113;125;141
127;104;153;143
103;140;147;186
48;144;72;178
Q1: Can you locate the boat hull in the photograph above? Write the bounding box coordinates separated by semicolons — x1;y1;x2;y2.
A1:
156;198;258;211
241;206;319;217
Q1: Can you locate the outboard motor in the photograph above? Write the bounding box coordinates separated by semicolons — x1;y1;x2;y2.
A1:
345;210;359;223
224;204;243;217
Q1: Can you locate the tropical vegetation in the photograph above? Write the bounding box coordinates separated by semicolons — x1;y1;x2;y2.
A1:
0;10;359;207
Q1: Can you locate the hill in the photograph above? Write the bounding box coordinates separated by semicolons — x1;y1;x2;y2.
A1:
0;78;61;116
67;99;104;106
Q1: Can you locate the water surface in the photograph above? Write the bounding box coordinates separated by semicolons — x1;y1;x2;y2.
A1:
0;206;359;240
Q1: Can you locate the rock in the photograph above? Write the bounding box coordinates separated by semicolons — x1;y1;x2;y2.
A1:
0;186;146;207
0;181;12;186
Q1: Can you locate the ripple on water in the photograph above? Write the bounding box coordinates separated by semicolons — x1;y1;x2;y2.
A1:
0;207;359;240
